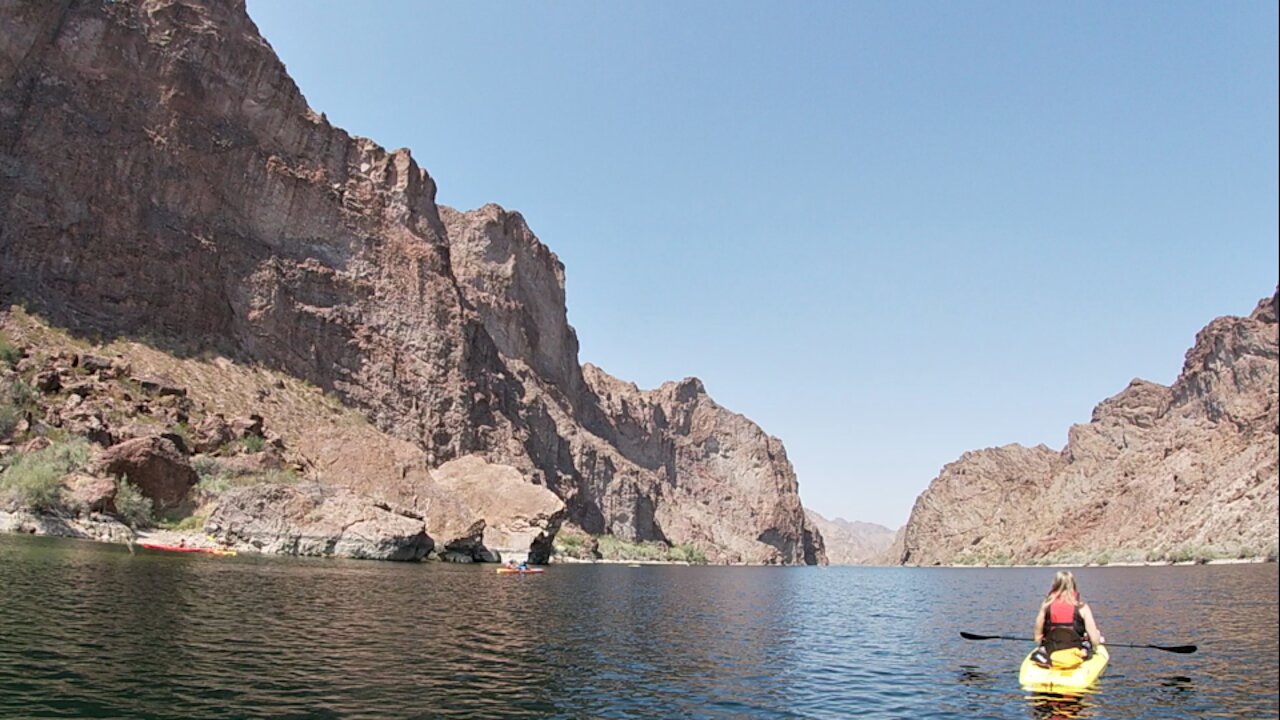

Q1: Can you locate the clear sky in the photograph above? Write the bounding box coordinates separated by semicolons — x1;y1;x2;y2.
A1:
246;1;1278;529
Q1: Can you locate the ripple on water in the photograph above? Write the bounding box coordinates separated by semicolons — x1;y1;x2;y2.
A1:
0;537;1276;719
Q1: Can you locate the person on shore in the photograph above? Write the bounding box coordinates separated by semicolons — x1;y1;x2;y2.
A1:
1031;570;1105;668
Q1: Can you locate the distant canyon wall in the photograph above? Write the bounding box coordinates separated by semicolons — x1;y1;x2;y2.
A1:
0;0;823;564
898;292;1279;565
804;511;897;565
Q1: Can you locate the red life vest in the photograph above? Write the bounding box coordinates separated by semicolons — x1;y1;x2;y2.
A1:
1048;598;1078;625
1043;595;1087;653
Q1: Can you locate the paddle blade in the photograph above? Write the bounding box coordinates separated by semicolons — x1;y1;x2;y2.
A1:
1157;645;1198;654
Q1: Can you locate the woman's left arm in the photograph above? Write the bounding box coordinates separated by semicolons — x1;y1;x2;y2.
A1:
1080;604;1105;645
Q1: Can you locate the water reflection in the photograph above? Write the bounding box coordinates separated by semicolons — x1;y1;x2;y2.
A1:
1026;692;1093;720
1;536;1276;720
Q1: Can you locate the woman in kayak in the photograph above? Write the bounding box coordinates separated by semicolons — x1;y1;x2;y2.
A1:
1031;570;1105;667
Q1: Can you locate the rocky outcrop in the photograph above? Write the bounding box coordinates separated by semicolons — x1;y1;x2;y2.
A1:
805;511;896;565
0;509;134;544
0;0;823;564
899;292;1280;565
206;484;434;560
93;436;197;511
420;455;565;564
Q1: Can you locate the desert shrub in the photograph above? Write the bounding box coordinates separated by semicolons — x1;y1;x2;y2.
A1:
0;438;92;511
157;513;206;532
552;532;596;560
667;543;708;565
0;452;64;511
114;477;153;528
594;535;707;563
240;435;265;453
596;535;667;562
260;468;299;484
0;398;18;439
0;332;20;368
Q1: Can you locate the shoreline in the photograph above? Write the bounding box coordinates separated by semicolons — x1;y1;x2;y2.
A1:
3;519;1274;569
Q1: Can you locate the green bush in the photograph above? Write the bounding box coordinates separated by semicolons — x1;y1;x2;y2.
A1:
157;513;206;532
0;399;18;439
667;543;708;564
0;438;93;511
240;435;265;453
114;478;153;528
0;332;20;368
0;452;64;511
594;535;708;564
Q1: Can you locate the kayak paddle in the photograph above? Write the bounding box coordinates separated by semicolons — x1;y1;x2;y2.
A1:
960;632;1197;654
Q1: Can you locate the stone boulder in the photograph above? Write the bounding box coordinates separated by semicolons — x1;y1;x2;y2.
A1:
62;473;117;514
206;484;434;561
422;455;566;564
94;436;198;511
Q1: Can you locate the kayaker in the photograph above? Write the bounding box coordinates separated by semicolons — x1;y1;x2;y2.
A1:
1031;570;1105;667
517;560;529;571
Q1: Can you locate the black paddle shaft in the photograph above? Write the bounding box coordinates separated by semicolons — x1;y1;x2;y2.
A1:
959;632;1197;654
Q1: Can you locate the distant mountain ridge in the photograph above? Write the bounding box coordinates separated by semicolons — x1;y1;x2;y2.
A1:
897;291;1279;565
804;510;897;565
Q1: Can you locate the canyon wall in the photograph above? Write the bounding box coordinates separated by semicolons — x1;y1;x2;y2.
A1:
0;0;823;564
899;292;1279;565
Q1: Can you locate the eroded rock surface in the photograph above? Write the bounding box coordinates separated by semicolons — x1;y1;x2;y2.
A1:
899;292;1280;565
206;484;434;561
0;0;823;564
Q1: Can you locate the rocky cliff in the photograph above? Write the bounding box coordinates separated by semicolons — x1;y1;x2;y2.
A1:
804;510;896;565
0;0;823;564
898;292;1279;565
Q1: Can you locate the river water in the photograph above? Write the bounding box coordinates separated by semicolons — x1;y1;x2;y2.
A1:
0;534;1275;719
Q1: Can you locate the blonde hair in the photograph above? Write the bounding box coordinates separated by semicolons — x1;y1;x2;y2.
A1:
1044;570;1084;606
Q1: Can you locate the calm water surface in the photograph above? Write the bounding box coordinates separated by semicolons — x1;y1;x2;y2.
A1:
1;534;1276;719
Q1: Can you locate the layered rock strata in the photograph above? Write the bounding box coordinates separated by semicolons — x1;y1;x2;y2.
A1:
0;0;823;563
899;292;1280;565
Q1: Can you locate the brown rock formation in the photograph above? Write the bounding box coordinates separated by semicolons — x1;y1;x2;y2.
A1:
0;0;822;563
899;292;1280;565
804;510;897;565
206;484;434;561
94;435;197;511
420;456;566;564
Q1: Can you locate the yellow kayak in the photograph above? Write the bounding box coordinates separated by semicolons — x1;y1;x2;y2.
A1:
1019;645;1108;694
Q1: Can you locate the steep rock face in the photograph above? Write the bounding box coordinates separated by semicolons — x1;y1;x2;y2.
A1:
577;366;826;565
899;292;1279;565
804;511;897;565
437;185;827;564
0;0;823;564
0;0;513;466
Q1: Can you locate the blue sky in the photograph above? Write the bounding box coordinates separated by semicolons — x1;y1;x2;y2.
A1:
247;1;1278;528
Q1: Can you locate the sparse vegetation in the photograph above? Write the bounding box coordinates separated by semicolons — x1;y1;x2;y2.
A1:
0;398;18;439
0;438;92;512
192;456;299;498
239;435;265;453
1;378;36;439
0;331;20;368
594;535;708;564
113;477;153;528
157;513;207;532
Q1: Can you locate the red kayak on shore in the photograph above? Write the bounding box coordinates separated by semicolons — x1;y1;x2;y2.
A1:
139;543;236;556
